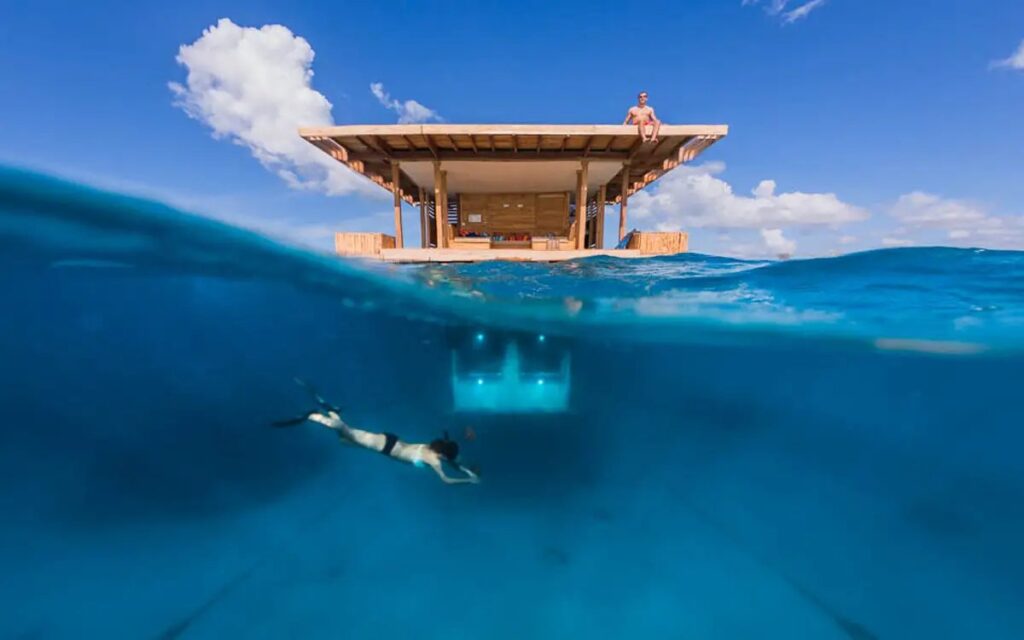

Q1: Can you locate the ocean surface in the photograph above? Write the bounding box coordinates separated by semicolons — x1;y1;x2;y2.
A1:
2;165;1023;639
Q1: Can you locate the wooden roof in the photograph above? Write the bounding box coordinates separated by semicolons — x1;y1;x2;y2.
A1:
299;124;728;204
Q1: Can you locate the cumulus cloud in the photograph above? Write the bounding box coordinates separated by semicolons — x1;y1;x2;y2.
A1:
370;82;442;124
882;191;1024;249
631;162;867;231
890;192;987;227
169;18;375;197
881;236;915;248
992;40;1024;70
742;0;828;24
761;228;796;256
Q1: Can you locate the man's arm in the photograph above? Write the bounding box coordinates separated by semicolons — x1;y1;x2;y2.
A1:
648;107;660;123
623;109;634;125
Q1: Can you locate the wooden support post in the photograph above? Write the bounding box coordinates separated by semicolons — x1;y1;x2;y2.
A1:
418;187;427;248
440;170;449;249
576;160;589;249
390;161;404;248
619;163;630;243
573;171;582;249
596;184;607;249
433;160;445;249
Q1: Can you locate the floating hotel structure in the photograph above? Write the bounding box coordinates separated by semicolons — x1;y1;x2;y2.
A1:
299;124;727;262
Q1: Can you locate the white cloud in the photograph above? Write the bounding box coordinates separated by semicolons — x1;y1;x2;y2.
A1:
370;82;442;124
743;0;828;24
780;0;827;23
882;191;1024;249
216;208;396;248
631;162;868;232
890;191;987;227
881;236;915;248
761;228;796;256
992;40;1024;70
169;18;376;197
212;213;338;247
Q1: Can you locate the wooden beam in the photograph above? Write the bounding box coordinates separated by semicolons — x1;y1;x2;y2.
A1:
324;137;349;161
419;187;427;248
391;161;404;248
433;160;445;249
595;184;607;249
300;124;730;138
648;135;673;157
378;137;397;156
582;136;595;157
468;135;479;153
619;163;630;242
440;170;449;249
626;137;645;162
346;150;630;162
576;160;589;250
357;135;389;159
424;135;439;159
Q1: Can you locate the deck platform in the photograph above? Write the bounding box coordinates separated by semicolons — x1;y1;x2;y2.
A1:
377;248;644;263
303;123;720;259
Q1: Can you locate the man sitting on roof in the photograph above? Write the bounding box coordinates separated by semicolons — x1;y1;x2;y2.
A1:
624;91;661;144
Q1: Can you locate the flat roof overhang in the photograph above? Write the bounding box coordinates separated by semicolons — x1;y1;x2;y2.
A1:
299;124;727;204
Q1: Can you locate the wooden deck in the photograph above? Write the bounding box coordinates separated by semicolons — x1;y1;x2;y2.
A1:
376;248;644;263
300;124;728;205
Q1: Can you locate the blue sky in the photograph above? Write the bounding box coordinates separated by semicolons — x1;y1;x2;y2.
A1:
1;0;1022;256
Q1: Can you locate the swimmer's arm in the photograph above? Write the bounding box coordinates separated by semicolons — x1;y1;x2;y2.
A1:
648;107;660;123
623;109;634;125
430;461;479;485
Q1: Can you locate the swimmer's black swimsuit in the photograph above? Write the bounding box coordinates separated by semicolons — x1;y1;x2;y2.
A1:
381;432;398;456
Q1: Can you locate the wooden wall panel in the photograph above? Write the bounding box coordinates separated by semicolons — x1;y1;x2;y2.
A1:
458;192;568;235
334;232;396;257
627;231;689;255
536;193;569;235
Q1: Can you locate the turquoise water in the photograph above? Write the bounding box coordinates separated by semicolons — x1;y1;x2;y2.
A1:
1;166;1023;639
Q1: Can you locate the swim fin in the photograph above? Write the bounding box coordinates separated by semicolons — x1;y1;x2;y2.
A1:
294;378;341;412
271;413;311;428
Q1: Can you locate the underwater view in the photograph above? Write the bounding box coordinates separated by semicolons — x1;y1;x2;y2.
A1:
3;165;1024;639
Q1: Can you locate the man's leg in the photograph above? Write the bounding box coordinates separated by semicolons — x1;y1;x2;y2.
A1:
649;120;661;143
636;121;650;142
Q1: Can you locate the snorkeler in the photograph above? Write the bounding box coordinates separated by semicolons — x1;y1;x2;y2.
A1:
273;379;480;485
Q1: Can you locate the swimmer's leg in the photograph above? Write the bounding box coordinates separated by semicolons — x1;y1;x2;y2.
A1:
307;413;377;449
